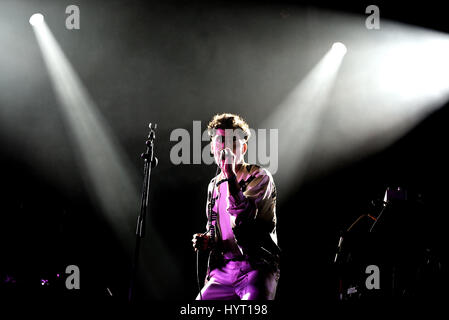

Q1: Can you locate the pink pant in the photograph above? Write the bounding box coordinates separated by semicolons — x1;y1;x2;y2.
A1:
196;260;279;300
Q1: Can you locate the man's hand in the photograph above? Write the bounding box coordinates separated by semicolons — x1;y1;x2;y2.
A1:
219;148;236;179
192;233;210;252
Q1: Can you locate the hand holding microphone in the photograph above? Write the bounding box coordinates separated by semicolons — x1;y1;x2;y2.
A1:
192;233;210;251
219;148;236;178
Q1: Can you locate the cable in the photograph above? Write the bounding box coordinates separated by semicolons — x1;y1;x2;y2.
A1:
369;201;389;232
196;250;203;300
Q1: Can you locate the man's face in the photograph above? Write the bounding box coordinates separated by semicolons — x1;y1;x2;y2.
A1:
211;128;247;166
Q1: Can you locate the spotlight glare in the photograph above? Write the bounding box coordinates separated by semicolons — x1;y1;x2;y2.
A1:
332;42;347;55
29;13;44;26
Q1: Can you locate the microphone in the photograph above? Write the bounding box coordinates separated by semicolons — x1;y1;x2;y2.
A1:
221;149;226;161
221;148;233;161
218;148;232;169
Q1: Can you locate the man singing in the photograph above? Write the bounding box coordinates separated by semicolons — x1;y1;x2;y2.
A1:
192;113;280;300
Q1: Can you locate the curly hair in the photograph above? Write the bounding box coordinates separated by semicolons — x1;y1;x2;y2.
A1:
207;113;251;141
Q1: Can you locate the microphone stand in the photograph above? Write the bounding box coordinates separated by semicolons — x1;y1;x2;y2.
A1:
128;123;158;303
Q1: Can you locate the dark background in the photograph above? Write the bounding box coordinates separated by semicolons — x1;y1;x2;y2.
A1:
1;0;449;313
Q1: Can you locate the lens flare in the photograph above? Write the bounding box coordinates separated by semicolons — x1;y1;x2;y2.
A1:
332;42;347;56
29;13;44;26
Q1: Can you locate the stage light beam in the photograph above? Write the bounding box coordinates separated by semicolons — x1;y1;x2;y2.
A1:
262;42;347;201
264;15;449;203
30;15;180;298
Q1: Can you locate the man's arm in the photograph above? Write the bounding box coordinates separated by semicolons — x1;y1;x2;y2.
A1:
228;168;276;233
192;178;216;252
